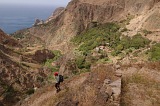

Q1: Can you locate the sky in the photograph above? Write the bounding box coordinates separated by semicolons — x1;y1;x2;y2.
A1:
0;0;71;6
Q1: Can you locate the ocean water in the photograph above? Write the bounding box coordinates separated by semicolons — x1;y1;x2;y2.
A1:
0;5;56;34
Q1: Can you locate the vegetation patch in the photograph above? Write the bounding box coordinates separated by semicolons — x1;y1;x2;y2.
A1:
72;23;150;56
71;23;121;54
143;29;152;36
26;88;35;95
44;50;62;82
147;43;160;61
71;23;151;71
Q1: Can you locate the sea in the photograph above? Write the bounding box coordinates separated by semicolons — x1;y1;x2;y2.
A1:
0;4;56;34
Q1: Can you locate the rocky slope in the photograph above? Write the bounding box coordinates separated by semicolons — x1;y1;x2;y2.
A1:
16;64;122;106
0;29;54;106
16;62;160;106
0;29;21;47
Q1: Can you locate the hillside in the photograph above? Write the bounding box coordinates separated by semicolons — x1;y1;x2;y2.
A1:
1;0;160;106
0;29;55;106
16;62;160;106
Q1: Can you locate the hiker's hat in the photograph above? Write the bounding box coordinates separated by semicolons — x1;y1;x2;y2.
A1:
54;72;58;76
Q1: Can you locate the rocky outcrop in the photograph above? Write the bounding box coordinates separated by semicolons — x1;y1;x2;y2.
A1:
52;7;65;17
33;19;44;26
46;7;65;22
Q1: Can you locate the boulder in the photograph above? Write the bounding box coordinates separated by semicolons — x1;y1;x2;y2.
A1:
115;69;122;77
115;65;121;69
33;19;44;26
104;79;111;84
109;79;121;101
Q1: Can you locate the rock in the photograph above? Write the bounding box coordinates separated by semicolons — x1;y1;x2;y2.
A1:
46;7;65;22
52;7;65;17
115;73;122;77
115;65;121;69
104;79;111;84
109;79;121;88
109;79;121;101
105;87;113;97
115;69;122;77
33;19;44;26
116;69;122;74
95;47;100;52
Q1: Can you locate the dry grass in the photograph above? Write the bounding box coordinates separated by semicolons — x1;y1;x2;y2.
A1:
121;73;160;106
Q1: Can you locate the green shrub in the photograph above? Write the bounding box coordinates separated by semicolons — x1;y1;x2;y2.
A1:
83;61;91;69
44;50;61;72
52;50;62;61
149;43;160;61
143;29;152;36
26;88;35;95
130;34;150;49
120;36;131;49
121;27;128;32
75;56;91;69
116;44;124;51
97;57;109;63
80;68;90;74
75;56;85;69
99;50;108;59
111;50;121;56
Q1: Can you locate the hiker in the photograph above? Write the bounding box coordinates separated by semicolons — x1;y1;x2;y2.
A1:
54;72;63;93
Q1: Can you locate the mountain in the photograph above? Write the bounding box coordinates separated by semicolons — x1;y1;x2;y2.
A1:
12;0;160;52
3;0;160;106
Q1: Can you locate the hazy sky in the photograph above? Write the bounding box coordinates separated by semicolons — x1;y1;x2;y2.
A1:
0;0;71;6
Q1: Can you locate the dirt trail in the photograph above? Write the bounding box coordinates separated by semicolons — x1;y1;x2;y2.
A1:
0;49;41;68
24;89;56;106
19;73;88;106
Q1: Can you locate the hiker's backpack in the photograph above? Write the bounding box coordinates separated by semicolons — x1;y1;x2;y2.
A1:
59;75;64;82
